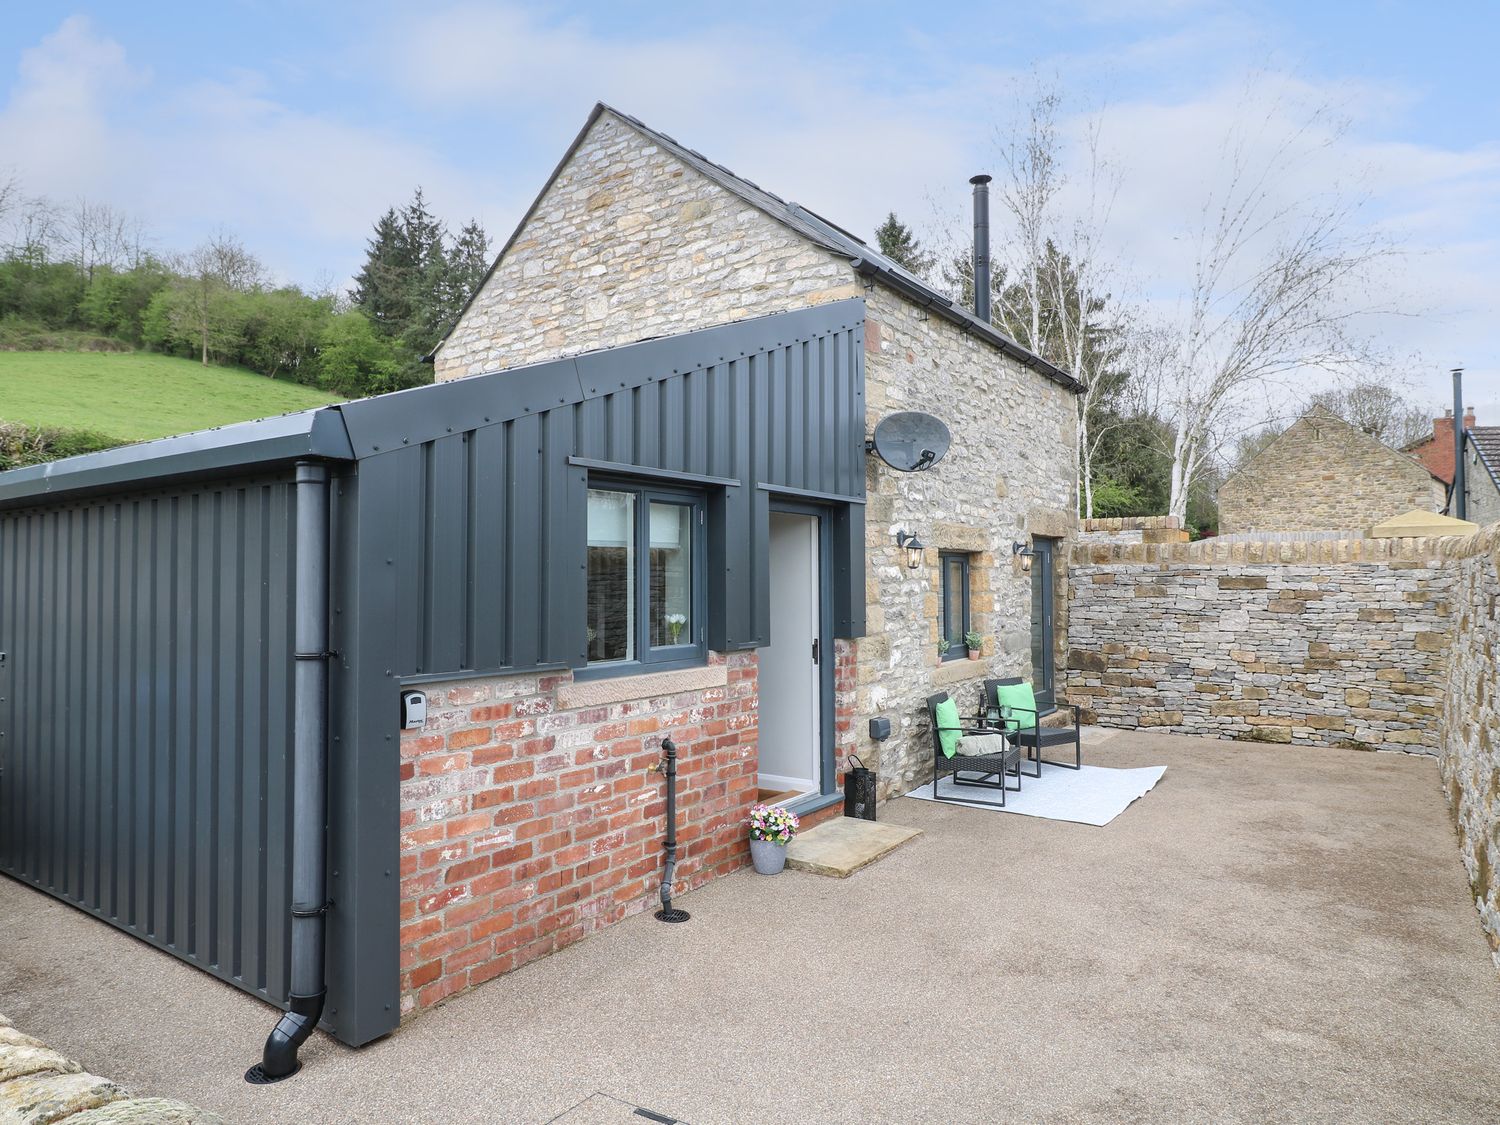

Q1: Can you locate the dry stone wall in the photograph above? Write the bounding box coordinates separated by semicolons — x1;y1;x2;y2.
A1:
1437;524;1500;966
1066;537;1456;754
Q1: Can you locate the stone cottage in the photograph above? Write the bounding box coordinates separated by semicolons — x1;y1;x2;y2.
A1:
434;102;1080;793
0;102;1083;1053
1457;424;1500;527
1218;403;1443;533
1405;407;1500;527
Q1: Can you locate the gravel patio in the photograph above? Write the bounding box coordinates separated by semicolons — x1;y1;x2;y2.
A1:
2;729;1497;1124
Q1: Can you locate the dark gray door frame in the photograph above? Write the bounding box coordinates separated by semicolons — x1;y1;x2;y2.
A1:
1031;537;1057;705
767;496;838;810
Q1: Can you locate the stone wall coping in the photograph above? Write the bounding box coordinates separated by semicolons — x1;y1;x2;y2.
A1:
555;661;728;709
1070;527;1500;568
1080;515;1182;532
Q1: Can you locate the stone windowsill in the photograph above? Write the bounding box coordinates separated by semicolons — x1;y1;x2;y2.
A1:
933;658;987;688
556;662;728;709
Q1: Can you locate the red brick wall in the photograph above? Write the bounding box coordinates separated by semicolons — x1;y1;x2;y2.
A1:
397;652;758;1017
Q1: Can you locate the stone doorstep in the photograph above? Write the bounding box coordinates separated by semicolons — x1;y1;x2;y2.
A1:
785;816;922;878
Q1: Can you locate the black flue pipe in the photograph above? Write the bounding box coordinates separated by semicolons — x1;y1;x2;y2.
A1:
247;460;332;1083
655;738;689;923
1453;368;1467;522
970;174;993;323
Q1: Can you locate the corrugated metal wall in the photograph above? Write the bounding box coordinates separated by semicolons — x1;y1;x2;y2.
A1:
342;307;867;682
0;476;300;1010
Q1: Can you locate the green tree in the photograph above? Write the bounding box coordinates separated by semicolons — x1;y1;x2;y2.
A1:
239;288;333;381
312;310;407;398
350;206;412;338
78;259;171;343
874;212;933;276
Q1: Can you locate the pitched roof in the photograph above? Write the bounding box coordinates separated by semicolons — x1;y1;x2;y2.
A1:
1467;426;1500;488
433;103;1082;394
1222;403;1442;489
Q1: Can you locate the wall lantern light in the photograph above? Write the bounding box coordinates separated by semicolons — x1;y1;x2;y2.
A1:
895;530;925;570
1012;541;1034;574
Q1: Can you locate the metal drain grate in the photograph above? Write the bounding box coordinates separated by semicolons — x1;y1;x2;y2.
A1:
244;1062;300;1084
654;907;690;923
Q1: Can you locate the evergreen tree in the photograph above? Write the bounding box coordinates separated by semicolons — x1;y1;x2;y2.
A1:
447;220;491;313
874;212;933;276
350;207;411;337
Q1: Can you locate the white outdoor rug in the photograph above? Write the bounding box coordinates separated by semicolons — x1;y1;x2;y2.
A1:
905;762;1166;826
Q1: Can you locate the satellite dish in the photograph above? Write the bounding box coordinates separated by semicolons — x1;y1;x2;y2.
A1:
867;411;951;472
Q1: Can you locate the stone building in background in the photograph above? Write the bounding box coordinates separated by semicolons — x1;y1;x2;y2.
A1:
1218;404;1443;534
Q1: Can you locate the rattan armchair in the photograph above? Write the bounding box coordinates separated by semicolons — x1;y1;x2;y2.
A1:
926;691;1021;807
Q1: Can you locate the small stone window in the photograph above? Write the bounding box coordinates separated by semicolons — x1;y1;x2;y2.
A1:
939;552;971;661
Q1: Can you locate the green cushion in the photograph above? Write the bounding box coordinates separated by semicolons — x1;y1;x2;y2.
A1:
995;681;1037;732
934;696;962;758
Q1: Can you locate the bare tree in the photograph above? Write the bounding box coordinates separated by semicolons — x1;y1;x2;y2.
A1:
1144;91;1397;519
10;193;61;262
0;171;18;231
170;232;265;364
987;83;1129;518
64;198;138;281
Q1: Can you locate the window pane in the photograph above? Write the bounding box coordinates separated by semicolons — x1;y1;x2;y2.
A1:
587;489;635;663
942;555;967;656
648;501;693;647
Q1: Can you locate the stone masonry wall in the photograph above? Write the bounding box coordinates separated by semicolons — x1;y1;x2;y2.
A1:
1066;536;1456;755
859;285;1077;797
397;653;758;1017
434;110;856;380
1437;523;1500;966
1219;405;1440;534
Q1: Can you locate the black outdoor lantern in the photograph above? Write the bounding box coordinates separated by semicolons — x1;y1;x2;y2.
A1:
1012;540;1034;574
895;530;925;569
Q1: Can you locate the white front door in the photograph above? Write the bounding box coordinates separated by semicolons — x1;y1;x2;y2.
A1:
758;512;822;799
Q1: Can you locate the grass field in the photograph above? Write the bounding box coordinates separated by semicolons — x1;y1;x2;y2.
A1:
0;351;342;442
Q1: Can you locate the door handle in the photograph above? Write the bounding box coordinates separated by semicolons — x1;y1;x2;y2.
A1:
811;638;820;665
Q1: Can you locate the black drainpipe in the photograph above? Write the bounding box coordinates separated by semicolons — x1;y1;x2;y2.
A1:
1453;368;1467;522
653;738;689;923
970;174;992;324
247;459;332;1083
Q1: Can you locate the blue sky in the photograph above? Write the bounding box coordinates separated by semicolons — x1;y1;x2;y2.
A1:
2;2;1496;420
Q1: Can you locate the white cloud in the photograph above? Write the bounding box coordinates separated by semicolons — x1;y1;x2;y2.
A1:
0;16;493;286
3;9;1496;426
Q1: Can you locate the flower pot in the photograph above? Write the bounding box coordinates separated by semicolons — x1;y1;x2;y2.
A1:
749;837;788;875
967;649;981;660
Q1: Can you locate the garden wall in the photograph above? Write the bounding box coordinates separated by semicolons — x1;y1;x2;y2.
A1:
1437;524;1500;966
1065;536;1456;755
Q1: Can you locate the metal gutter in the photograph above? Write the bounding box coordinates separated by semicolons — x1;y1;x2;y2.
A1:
0;407;355;509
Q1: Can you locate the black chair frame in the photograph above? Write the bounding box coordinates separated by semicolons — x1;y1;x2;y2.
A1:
983;677;1083;774
926;691;1021;807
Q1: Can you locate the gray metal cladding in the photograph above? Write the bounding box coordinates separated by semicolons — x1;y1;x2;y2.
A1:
0;476;299;1009
0;298;869;1052
352;303;867;680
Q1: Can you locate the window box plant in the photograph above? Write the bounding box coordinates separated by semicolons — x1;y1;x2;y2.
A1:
964;630;984;660
747;803;800;875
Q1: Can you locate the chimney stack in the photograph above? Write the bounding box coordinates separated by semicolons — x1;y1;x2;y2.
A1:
1453;368;1467;521
969;175;992;323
